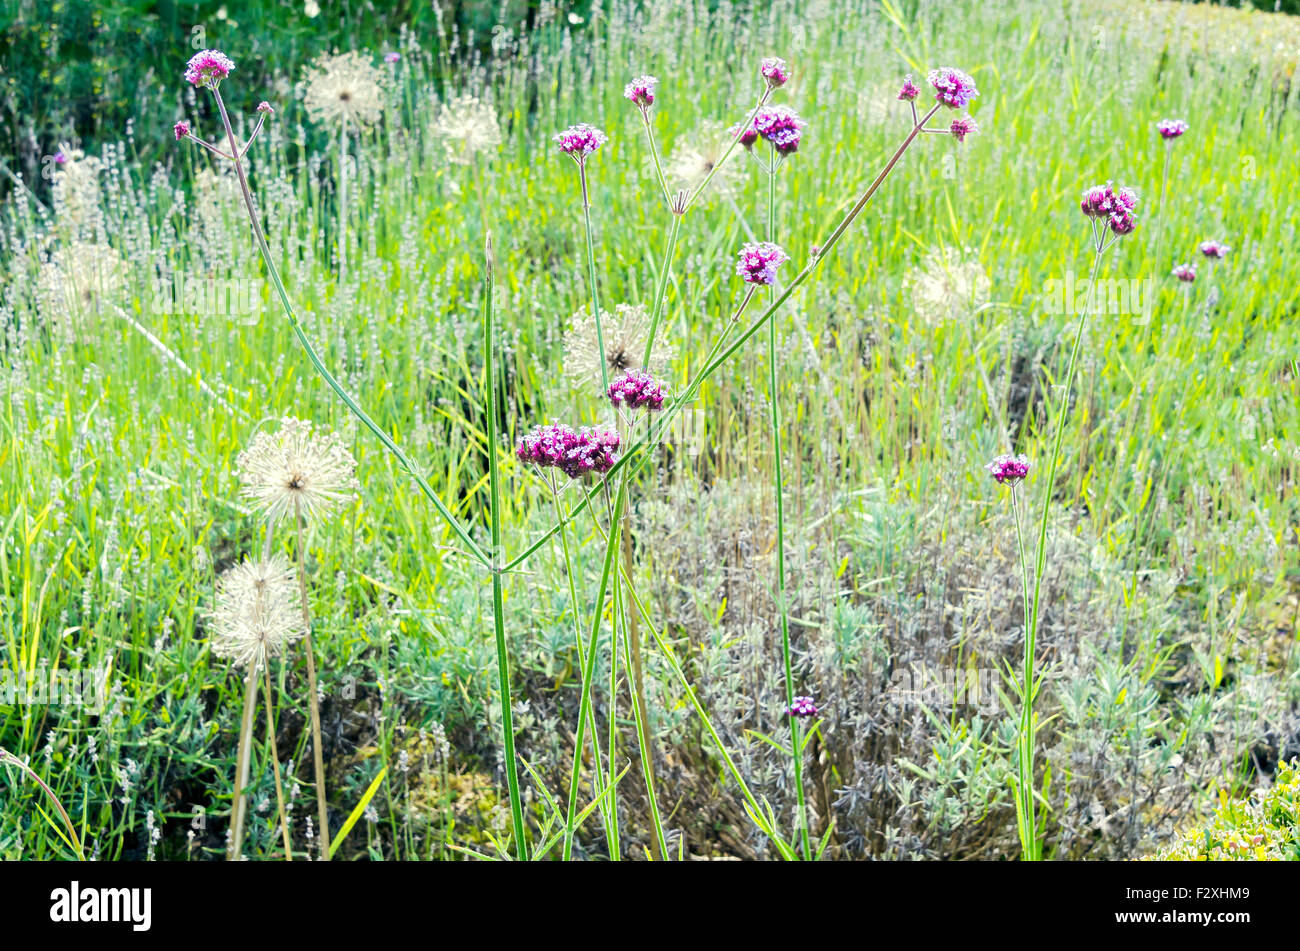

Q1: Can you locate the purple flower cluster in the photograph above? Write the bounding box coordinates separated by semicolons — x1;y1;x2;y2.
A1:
554;124;609;158
786;696;819;718
516;424;621;479
985;453;1031;485
184;49;235;88
928;67;979;109
256;100;275;115
898;75;920;101
950;116;979;143
730;121;759;150
761;56;790;89
1172;263;1196;283
1157;118;1189;140
384;52;401;63
751;104;804;155
624;75;658;109
173;120;191;141
736;242;789;286
607;369;665;412
1199;240;1230;259
1079;182;1139;237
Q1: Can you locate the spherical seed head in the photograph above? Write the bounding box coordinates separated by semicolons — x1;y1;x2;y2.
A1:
985;452;1031;485
210;554;305;668
1199;240;1230;259
623;75;658;108
554;123;608;158
173;120;190;141
760;56;790;88
184;50;235;89
786;696;819;718
897;75;920;101
1172;263;1196;283
1157;118;1189;140
432;94;503;165
235;416;360;527
736;241;789;286
950;115;979;142
928;66;978;108
299;50;386;128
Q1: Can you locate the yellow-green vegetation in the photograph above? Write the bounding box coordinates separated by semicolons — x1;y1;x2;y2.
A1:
1153;761;1300;860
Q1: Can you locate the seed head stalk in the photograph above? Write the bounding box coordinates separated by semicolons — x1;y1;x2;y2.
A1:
229;656;259;860
262;660;294;859
483;236;530;860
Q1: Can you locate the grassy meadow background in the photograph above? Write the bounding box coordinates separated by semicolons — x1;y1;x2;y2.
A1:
1;0;1299;860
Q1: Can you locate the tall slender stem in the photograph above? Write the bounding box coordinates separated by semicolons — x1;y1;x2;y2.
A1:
338;115;348;285
292;498;331;861
482;236;529;860
229;657;259;860
262;659;294;860
209;87;490;568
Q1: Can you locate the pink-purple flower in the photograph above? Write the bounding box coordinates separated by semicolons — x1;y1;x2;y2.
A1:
1199;240;1230;259
950;116;979;142
624;75;658;109
760;56;790;89
608;369;665;412
751;104;804;155
730;121;759;150
554;124;609;159
898;75;920;101
184;49;235;89
173;120;190;141
985;453;1030;485
1172;263;1196;283
384;52;401;63
256;101;275;115
928;67;979;109
786;696;819;718
736;242;789;286
1080;182;1139;237
516;424;620;480
1157;118;1189;140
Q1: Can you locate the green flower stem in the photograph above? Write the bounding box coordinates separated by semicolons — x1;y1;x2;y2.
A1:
292;497;331;861
229;657;259;860
641;110;673;210
563;479;627;860
765;163;810;859
482;236;529;861
578;160;609;395
642;213;681;368
209;86;490;570
684;89;772;214
261;659;294;860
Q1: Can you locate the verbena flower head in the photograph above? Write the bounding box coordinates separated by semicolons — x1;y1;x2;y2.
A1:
433;94;503;165
1172;263;1196;282
950;116;979;142
730;121;759;150
53;151;67;165
985;452;1030;485
384;51;401;63
1199;240;1230;259
299;51;386;128
554;123;608;159
1157;118;1189;140
173;120;190;141
898;75;920;101
516;424;620;479
760;56;790;88
235;416;360;527
928;67;978;108
607;369;665;412
752;104;804;155
624;75;658;108
1080;182;1139;236
786;696;819;718
256;100;274;115
210;555;305;668
184;50;235;89
736;242;789;286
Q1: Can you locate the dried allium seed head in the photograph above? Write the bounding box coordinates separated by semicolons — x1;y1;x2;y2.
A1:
431;94;503;165
184;49;235;89
904;246;991;325
235;416;360;526
210;554;305;667
667;121;740;200
299;51;386;128
562;302;675;390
